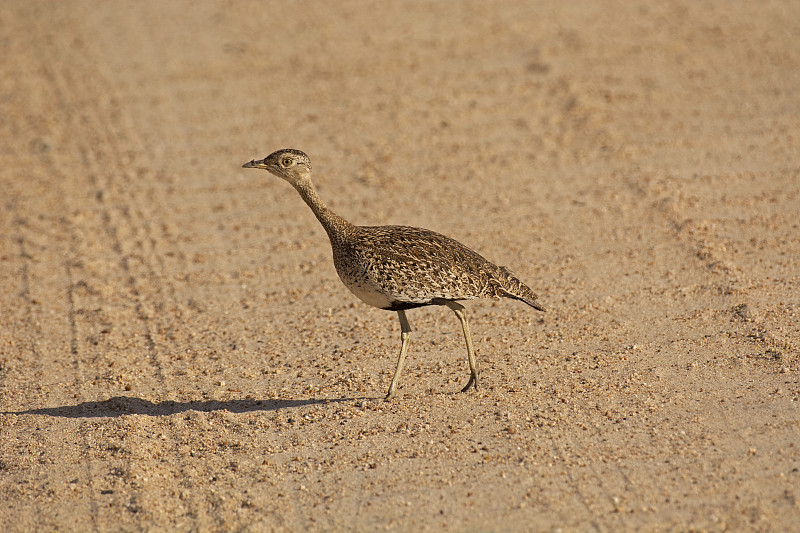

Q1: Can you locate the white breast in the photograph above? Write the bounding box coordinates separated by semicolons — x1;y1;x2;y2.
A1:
340;276;396;309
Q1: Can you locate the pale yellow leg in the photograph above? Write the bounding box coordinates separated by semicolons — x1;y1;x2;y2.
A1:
444;301;478;392
385;310;412;400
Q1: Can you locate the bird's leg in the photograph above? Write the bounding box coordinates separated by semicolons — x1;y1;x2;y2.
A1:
385;310;412;400
444;301;478;393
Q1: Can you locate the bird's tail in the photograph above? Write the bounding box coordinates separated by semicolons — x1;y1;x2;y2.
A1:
494;265;546;312
516;294;546;312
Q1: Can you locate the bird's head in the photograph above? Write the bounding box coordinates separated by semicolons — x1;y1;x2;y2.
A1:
242;148;312;186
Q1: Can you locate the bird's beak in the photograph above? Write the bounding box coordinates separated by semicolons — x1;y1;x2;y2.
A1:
242;158;268;169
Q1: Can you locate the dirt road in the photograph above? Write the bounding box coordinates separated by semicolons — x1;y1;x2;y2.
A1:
1;1;798;530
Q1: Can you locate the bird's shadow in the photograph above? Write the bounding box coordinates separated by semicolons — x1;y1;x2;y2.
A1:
2;395;371;419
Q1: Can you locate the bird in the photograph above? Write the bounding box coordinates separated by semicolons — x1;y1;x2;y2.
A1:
242;148;545;399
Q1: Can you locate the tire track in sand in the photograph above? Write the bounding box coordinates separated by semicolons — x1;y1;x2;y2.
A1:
15;3;209;529
624;171;798;364
0;10;104;528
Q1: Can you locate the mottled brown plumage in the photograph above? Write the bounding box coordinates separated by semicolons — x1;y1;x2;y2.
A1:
243;148;545;399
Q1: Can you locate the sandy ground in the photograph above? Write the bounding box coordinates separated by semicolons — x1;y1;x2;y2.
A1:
1;1;799;531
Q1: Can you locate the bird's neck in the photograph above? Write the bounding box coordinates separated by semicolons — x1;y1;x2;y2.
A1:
294;180;355;241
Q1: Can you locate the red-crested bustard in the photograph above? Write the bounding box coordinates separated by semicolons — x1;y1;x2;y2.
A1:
242;149;545;399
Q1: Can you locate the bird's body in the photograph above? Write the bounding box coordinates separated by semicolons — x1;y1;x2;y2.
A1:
243;149;544;399
331;224;544;312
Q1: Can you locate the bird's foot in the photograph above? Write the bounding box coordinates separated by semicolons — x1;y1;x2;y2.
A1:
460;373;479;393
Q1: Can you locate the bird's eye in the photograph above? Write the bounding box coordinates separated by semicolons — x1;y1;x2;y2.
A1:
281;158;293;167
